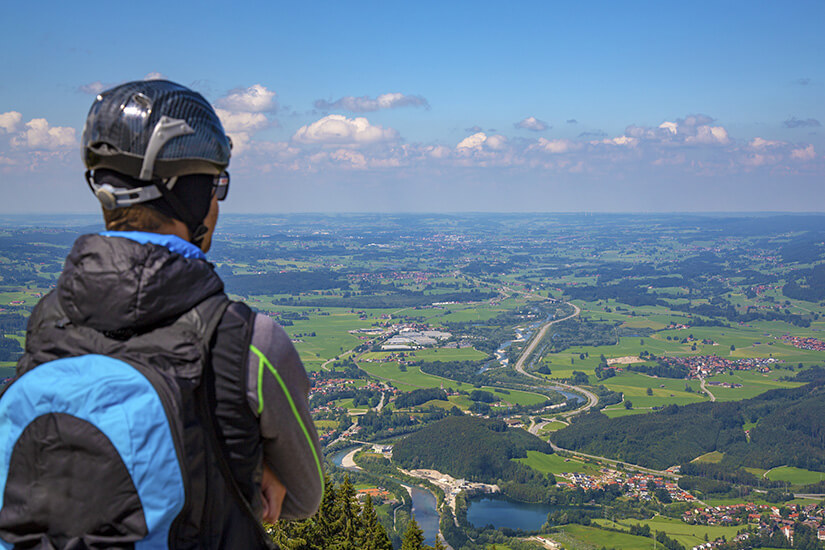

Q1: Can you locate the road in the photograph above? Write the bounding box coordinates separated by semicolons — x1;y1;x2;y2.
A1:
548;441;681;479
512;302;599;416
699;377;716;402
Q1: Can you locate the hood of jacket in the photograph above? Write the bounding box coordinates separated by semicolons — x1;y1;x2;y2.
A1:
57;233;224;332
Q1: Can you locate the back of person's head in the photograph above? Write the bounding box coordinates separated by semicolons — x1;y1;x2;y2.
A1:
81;79;231;245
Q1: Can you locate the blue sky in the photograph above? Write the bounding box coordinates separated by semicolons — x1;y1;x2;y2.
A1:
1;1;822;213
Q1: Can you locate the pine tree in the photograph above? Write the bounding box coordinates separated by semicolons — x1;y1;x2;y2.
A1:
312;475;346;548
433;534;446;550
359;494;393;550
401;515;425;550
267;477;394;550
336;475;362;550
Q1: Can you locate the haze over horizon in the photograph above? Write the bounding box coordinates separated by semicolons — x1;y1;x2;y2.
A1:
1;1;822;214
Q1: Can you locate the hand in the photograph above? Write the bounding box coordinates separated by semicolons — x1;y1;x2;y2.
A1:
261;463;287;523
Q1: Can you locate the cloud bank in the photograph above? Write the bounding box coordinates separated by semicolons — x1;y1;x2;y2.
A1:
314;93;428;112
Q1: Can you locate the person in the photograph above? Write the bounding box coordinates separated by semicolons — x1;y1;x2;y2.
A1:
1;80;323;548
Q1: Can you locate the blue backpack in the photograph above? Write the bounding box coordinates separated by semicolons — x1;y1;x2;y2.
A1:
0;294;272;549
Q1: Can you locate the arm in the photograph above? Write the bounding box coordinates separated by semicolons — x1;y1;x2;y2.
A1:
246;314;324;520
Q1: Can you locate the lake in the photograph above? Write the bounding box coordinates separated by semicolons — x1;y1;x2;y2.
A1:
467;495;591;531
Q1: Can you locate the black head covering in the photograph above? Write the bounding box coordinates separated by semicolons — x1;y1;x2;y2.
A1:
94;169;212;238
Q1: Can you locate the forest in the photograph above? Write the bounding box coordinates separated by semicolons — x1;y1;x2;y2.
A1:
392;416;556;501
552;378;825;473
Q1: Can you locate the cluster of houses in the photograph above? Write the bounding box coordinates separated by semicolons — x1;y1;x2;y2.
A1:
355;487;398;506
346;270;434;285
556;469;696;503
658;355;778;378
781;334;825;351
686;503;825;547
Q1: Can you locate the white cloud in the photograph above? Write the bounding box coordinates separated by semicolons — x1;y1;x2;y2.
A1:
293;115;398;145
749;137;783;149
315;93;428;112
602;135;638;147
217;84;278;113
423;145;451;159
685;125;729;145
658;121;677;135
457;132;488;150
143;72;166;81
330;149;368;169
485;135;508;150
531;138;579;154
515;116;549;131
11;119;76;149
791;144;816;161
0;111;22;133
79;81;108;95
214;109;269;133
680;114;715;127
742;154;767;167
214;109;272;155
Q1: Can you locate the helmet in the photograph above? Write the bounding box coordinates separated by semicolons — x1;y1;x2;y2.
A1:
81;80;231;245
82;79;231;180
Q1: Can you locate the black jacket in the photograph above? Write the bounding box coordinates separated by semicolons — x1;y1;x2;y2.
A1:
6;233;323;548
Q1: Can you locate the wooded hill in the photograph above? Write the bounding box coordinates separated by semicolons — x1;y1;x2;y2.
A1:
393;416;556;501
552;376;825;472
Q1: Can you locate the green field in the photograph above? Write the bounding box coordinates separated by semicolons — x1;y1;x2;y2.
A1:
601;516;744;549
692;451;724;463
551;524;656;550
536;420;568;436
515;450;601;476
0;290;45;307
601;371;705;409
333;398;370;410
357;360;547;405
361;347;487;363
705;371;802;401
601;408;653;418
765;466;825;486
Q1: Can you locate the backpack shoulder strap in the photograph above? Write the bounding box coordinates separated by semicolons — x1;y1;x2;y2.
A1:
191;293;232;356
196;299;276;550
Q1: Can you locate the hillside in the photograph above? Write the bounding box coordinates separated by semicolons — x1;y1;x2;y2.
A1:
552;377;825;472
392;416;556;501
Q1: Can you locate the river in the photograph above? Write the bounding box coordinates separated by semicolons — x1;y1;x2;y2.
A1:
407;485;439;546
329;446;440;546
329;445;359;468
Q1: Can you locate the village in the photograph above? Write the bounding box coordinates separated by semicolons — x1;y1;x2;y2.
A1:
686;502;825;549
555;468;697;503
658;354;780;378
782;334;825;351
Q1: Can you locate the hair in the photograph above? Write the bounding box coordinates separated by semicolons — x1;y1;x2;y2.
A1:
102;204;177;232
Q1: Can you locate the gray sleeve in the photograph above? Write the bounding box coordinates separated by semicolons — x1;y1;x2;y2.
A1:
246;313;324;520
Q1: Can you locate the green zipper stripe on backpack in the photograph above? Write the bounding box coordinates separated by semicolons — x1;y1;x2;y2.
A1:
250;345;325;491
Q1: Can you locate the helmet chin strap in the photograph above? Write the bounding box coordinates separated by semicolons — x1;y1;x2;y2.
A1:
151;177;209;247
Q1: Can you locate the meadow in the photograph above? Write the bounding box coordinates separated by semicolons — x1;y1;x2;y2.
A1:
514;450;600;476
599;516;744;549
765;466;825;486
550;524;657;550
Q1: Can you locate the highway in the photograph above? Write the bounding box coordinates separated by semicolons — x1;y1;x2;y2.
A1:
512;301;599;417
